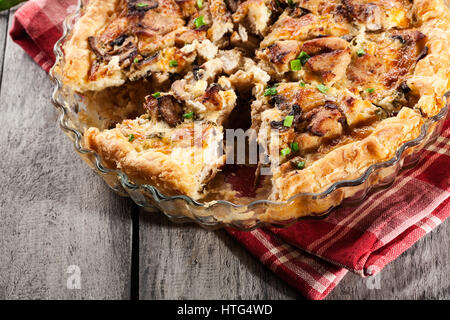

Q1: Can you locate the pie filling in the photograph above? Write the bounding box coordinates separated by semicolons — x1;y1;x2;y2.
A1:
62;0;449;205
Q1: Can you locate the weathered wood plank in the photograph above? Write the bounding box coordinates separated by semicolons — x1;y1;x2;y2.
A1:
140;209;449;299
0;10;134;300
327;218;450;300
0;11;8;79
138;210;301;299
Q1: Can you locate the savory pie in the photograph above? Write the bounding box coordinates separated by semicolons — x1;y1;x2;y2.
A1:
61;0;450;220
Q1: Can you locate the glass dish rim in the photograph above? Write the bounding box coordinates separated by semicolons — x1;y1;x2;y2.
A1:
49;0;449;213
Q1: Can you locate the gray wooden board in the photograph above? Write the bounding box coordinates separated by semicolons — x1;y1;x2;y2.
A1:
328;218;450;299
138;210;301;299
139;210;449;300
0;9;133;300
0;6;449;300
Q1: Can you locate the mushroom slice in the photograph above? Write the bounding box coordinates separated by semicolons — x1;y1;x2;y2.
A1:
144;95;184;127
343;0;382;31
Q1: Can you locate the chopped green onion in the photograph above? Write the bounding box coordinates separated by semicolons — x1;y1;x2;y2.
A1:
264;87;277;96
297;160;306;169
128;134;135;142
290;59;302;71
183;111;194;119
298;51;310;65
367;88;375;93
356;49;366;57
291;142;299;152
299;81;306;87
283;115;294;127
136;2;148;7
169;60;178;67
316;84;328;93
133;57;139;64
287;0;294;6
194;15;207;29
152;92;161;98
280;147;291;156
197;0;203;9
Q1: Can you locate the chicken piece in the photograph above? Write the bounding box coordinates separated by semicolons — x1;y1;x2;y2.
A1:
168;51;242;124
306;50;351;84
230;24;260;54
346;52;383;86
232;0;272;35
301;37;351;84
339;95;379;127
346;29;426;106
257;40;301;76
301;37;349;55
267;83;327;113
261;11;351;47
304;104;345;138
217;49;245;75
382;30;426;88
208;0;235;47
342;0;412;30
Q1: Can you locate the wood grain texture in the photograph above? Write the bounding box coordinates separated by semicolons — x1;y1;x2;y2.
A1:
139;210;449;300
327;218;450;300
0;10;133;300
138;210;301;299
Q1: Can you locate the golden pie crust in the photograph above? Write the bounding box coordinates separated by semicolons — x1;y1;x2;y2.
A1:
61;0;450;219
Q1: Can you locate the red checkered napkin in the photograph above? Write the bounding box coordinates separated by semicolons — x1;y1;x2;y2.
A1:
9;0;77;72
10;0;450;300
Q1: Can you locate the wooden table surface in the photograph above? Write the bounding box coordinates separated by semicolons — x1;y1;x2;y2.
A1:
0;8;448;300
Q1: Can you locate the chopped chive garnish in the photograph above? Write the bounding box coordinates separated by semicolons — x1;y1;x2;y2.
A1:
297;160;306;169
133;57;139;64
152;92;161;98
194;15;207;29
287;0;294;6
290;59;302;71
183;111;194;119
280;147;291;156
298;51;310;65
356;49;366;57
283;115;294;127
128;134;135;142
316;84;328;93
291;142;299;152
367;88;375;93
197;0;203;9
136;2;148;7
264;87;278;96
169;60;178;67
299;81;306;87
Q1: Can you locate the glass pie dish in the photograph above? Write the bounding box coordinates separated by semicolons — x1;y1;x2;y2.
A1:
50;1;449;230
